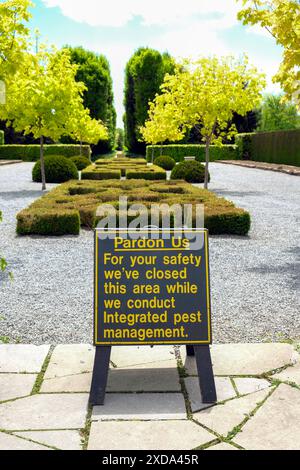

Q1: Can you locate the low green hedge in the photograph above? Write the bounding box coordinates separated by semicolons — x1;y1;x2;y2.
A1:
0;144;91;161
126;166;166;180
0;130;4;146
17;209;80;236
81;165;121;180
146;145;237;162
236;130;300;166
17;179;251;236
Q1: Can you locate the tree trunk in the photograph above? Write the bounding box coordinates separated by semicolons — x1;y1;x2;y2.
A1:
40;135;46;191
204;139;210;190
80;140;83;156
151;146;154;164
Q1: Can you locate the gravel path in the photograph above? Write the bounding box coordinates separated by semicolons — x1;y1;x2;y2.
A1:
0;162;299;344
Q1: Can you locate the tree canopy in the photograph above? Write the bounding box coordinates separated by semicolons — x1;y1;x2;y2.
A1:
0;0;32;80
258;93;300;131
0;47;87;189
66;46;116;152
237;0;300;108
124;47;175;154
141;55;266;188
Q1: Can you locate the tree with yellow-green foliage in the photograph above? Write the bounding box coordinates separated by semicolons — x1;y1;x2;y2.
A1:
67;106;108;155
140;98;184;162
0;0;32;80
143;56;266;188
237;0;300;108
0;0;32;279
0;47;87;190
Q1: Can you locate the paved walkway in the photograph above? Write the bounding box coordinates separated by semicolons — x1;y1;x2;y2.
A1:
0;342;299;450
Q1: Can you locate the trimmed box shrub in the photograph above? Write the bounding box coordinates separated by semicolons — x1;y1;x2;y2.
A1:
236;130;300;166
81;165;121;180
32;155;79;183
171;161;209;184
0;130;4;146
126;166;166;180
0;144;91;161
69;156;91;171
154;156;176;171
17;209;80;236
146;145;237;162
17;179;251;236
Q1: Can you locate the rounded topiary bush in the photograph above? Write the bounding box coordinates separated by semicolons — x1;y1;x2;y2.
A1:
32;155;79;183
171;161;210;184
154;155;176;171
69;156;91;171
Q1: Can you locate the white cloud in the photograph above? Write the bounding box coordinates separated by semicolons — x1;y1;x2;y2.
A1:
42;0;240;28
42;0;283;125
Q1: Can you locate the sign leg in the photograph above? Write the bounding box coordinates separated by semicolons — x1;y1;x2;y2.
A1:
89;346;111;406
194;345;217;404
186;345;195;357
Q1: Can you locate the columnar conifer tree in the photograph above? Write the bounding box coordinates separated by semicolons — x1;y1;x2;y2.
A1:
124;48;175;154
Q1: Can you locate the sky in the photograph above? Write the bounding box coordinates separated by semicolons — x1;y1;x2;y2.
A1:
29;0;283;127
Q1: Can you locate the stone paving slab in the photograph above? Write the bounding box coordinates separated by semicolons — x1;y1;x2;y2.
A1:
185;377;237;412
111;346;177;368
217;160;300;176
234;384;300;450
92;393;186;421
0;394;88;430
0;431;48;450
41;368;181;393
43;344;94;379
182;343;297;376
0;345;50;373
88;420;214;450
193;388;271;437
0;374;37;402
273;360;300;386
14;430;82;450
233;378;271;396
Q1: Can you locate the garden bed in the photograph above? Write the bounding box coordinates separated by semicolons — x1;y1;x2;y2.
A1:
81;157;166;180
16;179;251;236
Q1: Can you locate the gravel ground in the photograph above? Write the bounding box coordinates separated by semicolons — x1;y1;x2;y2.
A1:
0;162;299;344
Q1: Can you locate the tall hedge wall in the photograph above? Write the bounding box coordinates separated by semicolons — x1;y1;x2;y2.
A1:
0;130;4;146
236;130;300;166
146;145;237;162
65;46;116;153
0;145;91;161
124;48;175;155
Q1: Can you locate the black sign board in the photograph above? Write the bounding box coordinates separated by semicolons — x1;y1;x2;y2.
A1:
90;229;216;406
94;229;212;346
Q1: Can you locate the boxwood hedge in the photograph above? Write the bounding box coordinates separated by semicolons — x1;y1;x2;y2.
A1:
0;130;4;146
146;145;237;162
235;130;300;166
0;144;91;161
17;179;251;236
